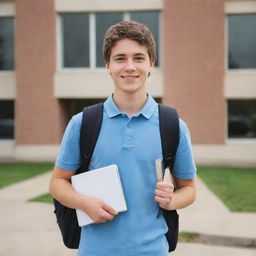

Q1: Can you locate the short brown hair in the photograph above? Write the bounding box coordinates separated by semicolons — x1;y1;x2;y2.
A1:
103;21;156;64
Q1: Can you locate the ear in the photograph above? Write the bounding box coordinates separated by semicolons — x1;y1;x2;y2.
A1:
106;62;111;74
149;60;155;71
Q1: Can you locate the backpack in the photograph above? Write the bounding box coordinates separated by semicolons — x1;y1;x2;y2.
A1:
53;102;180;252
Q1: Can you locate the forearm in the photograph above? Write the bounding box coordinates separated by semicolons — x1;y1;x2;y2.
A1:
168;185;196;210
50;175;118;223
50;177;87;210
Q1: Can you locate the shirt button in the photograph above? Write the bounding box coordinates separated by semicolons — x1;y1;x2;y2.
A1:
127;136;131;140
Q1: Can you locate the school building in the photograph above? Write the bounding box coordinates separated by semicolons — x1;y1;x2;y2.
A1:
0;0;256;166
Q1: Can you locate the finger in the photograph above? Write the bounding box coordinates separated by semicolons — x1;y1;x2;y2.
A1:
102;211;115;221
156;182;174;191
156;181;171;188
155;196;170;206
94;211;115;223
102;203;118;215
155;189;171;198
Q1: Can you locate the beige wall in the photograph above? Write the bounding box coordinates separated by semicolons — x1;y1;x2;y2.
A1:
15;0;64;145
0;0;255;166
163;0;226;145
0;73;16;99
0;1;15;16
55;0;163;12
225;73;256;98
54;70;163;98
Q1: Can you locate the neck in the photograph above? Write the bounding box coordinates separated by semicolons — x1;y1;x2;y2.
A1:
113;91;148;117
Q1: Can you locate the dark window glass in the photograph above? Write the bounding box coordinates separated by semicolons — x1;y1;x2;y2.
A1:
228;14;256;69
0;100;14;139
61;12;161;69
62;14;90;67
70;99;104;116
0;17;14;70
130;11;160;66
228;100;256;138
96;13;123;67
69;98;160;119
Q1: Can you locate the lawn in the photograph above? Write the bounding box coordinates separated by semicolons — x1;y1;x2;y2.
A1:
32;166;256;212
0;162;53;189
29;193;53;203
1;163;255;213
197;167;256;212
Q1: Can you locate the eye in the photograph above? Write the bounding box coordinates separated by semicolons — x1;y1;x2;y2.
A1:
114;57;125;62
134;56;145;62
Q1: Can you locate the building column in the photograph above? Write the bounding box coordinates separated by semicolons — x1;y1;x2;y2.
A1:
163;0;226;144
15;0;65;161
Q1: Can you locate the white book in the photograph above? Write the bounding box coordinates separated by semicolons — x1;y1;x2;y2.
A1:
71;164;127;227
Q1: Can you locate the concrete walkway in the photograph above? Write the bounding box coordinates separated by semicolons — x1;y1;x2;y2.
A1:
0;171;255;256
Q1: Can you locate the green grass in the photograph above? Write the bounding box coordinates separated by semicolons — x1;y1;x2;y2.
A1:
1;163;255;213
0;162;54;189
179;232;199;242
29;193;53;203
197;167;256;212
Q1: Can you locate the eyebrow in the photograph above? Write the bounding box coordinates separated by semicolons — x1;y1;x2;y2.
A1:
112;53;146;58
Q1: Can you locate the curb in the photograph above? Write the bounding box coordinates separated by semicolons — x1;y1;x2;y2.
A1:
199;233;256;248
180;232;256;248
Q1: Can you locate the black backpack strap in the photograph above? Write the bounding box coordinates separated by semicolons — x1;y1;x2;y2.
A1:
53;103;104;249
78;103;104;173
158;104;180;171
158;104;180;252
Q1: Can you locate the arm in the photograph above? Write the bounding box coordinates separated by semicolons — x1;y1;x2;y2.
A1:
155;118;197;210
155;177;196;210
49;166;118;223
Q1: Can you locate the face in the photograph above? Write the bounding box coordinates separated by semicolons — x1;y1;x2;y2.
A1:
106;39;154;95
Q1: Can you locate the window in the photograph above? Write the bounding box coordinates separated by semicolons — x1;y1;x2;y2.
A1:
228;14;256;69
68;97;160;119
0;17;14;70
60;11;160;68
62;13;90;68
0;100;14;139
70;98;104;116
96;12;123;67
228;100;256;138
130;11;160;66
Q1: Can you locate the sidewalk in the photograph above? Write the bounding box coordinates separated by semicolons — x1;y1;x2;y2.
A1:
0;171;255;256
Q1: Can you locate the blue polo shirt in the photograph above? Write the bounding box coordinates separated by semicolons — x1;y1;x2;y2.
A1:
56;95;196;256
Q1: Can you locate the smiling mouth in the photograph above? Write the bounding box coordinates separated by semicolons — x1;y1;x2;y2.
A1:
121;75;139;79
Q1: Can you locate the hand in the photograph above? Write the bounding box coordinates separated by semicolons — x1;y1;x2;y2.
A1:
81;196;118;223
155;181;174;210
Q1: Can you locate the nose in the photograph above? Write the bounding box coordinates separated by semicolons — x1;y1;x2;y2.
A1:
124;59;135;71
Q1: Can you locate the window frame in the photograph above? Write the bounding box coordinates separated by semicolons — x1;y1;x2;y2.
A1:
0;1;16;101
225;1;256;142
227;99;256;140
0;99;15;140
0;16;15;73
226;13;256;72
225;1;256;73
57;11;162;71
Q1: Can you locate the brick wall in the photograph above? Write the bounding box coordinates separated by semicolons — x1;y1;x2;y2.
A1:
15;0;65;144
163;0;226;144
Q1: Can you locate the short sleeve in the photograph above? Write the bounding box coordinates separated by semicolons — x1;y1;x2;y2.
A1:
173;119;197;179
55;112;82;170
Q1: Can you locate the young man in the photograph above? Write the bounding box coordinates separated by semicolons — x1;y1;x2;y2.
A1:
50;21;196;255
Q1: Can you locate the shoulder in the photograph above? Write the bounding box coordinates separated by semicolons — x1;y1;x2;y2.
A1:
176;118;193;153
68;112;83;131
179;118;189;133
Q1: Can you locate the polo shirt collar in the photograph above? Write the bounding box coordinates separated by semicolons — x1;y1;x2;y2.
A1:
104;94;157;119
